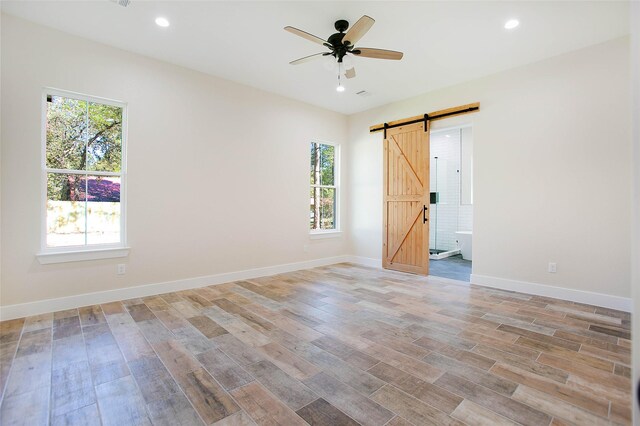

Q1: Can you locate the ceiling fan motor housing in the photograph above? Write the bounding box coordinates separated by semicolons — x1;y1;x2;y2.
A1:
328;20;355;62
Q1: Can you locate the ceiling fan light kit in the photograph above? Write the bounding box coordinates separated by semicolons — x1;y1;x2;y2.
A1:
285;15;404;90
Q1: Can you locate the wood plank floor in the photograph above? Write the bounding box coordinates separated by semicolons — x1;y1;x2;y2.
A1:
0;264;632;425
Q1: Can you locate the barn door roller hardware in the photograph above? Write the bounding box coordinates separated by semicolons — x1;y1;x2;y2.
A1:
370;102;480;138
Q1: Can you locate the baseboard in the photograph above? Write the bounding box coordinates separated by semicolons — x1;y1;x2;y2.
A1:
2;256;630;320
471;273;632;312
351;259;632;312
345;256;383;269
0;255;351;321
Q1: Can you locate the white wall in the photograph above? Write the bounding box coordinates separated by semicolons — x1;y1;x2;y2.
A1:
348;37;632;305
0;15;348;308
630;1;639;422
0;14;634;318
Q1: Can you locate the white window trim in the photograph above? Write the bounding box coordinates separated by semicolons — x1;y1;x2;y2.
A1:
37;88;129;264
309;230;342;239
309;140;340;235
37;247;130;264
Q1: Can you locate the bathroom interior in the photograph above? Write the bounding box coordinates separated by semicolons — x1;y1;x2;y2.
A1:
429;126;473;281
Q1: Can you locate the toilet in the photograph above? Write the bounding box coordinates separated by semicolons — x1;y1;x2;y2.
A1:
455;231;472;261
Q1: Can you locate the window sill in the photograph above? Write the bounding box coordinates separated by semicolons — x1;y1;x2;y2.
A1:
37;247;130;264
309;231;342;240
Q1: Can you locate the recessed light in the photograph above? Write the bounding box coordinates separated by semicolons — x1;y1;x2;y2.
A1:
155;17;170;28
445;134;451;138
504;19;519;30
336;85;345;93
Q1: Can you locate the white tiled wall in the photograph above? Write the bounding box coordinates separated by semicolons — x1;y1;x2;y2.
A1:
458;205;473;232
429;129;473;252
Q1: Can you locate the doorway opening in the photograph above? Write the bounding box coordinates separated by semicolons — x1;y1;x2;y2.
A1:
428;125;473;281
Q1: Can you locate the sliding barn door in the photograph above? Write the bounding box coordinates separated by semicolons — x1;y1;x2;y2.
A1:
383;121;430;275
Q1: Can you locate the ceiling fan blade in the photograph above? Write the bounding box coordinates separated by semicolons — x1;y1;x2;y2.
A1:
284;26;327;46
345;67;356;79
353;48;403;60
289;53;326;65
343;15;375;46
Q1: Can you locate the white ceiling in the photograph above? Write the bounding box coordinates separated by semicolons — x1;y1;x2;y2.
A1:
1;1;630;114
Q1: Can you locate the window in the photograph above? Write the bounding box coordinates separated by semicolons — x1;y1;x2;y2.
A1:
42;90;126;253
310;141;338;233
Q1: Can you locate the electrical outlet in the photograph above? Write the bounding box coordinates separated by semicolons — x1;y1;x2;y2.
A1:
303;244;309;253
548;262;557;273
117;264;126;275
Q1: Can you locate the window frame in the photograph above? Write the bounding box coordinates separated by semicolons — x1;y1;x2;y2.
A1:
38;88;129;263
309;140;340;236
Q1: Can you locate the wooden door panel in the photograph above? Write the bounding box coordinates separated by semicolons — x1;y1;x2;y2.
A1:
383;122;429;275
387;201;421;260
389;138;422;196
395;226;424;273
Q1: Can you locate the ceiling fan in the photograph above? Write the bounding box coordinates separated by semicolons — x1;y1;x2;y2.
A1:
284;16;403;84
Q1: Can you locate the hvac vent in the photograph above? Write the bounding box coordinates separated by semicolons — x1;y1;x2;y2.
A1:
109;0;131;7
356;90;372;97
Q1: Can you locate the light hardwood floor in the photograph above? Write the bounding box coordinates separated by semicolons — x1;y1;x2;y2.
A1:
0;263;632;425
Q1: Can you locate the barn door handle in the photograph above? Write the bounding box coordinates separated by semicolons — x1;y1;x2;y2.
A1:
423;205;428;224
